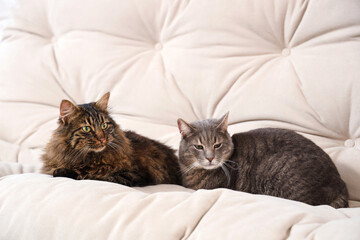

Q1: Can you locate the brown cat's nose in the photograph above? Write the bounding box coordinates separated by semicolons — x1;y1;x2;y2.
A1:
98;137;106;143
206;157;214;162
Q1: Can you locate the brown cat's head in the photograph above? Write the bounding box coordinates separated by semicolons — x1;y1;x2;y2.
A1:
177;113;234;170
57;92;123;153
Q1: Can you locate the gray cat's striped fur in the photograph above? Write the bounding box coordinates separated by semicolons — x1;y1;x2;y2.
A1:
177;113;348;208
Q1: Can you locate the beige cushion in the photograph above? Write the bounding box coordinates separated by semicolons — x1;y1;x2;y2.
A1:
1;174;360;239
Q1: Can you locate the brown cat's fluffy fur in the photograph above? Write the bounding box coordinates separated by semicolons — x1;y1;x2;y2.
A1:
42;92;181;186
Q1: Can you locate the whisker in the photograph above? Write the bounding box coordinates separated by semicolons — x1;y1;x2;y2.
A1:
108;142;122;152
223;162;238;170
108;141;120;148
221;165;231;187
107;143;117;152
225;159;239;165
67;148;79;158
178;163;198;175
223;160;239;170
70;147;89;165
113;142;122;149
71;150;83;164
66;148;80;162
81;147;90;161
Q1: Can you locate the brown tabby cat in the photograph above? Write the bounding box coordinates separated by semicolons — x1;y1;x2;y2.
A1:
177;113;349;208
42;92;181;186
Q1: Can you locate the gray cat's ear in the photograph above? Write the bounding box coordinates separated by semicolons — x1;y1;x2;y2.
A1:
177;118;194;138
216;112;229;132
60;100;78;123
96;92;110;111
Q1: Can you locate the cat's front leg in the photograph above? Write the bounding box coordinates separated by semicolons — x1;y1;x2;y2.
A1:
111;170;147;187
53;168;79;180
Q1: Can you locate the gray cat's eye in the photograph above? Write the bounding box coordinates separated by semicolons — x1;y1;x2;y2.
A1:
214;143;222;149
194;145;204;150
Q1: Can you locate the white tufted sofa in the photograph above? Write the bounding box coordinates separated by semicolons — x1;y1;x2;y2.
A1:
1;0;360;239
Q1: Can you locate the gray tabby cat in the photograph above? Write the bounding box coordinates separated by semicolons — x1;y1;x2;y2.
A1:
177;113;348;208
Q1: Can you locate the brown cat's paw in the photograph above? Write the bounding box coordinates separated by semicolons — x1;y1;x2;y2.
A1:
112;170;146;187
53;168;79;180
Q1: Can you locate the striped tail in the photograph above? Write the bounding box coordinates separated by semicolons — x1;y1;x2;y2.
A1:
329;194;349;208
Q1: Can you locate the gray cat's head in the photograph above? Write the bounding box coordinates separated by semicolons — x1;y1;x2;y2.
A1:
177;113;234;170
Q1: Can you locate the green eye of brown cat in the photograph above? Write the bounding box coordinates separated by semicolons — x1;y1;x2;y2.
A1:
82;126;91;133
194;145;203;150
101;123;108;129
214;143;222;149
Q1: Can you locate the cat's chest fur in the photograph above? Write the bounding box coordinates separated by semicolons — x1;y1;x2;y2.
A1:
181;167;230;190
74;151;131;179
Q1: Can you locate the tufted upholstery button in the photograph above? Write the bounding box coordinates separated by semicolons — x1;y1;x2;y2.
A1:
344;139;355;148
154;43;162;50
281;48;290;57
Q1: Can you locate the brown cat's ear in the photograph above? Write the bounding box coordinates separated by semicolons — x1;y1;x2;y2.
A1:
216;112;229;132
177;118;194;138
96;92;110;111
60;100;78;124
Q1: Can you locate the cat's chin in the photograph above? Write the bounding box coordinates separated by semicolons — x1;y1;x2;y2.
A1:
201;164;221;170
192;161;222;170
90;146;106;153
